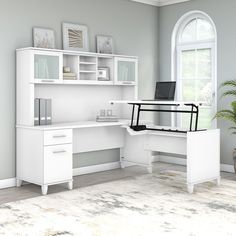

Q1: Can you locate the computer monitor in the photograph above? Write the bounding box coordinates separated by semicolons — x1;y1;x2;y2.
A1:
154;82;176;101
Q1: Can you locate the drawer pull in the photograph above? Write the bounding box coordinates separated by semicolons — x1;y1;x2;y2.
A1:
53;135;67;138
53;150;66;154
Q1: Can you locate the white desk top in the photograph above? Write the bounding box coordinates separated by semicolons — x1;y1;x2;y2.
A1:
110;100;205;106
17;120;130;131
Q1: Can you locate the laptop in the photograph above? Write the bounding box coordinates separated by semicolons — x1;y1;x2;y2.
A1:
143;81;176;101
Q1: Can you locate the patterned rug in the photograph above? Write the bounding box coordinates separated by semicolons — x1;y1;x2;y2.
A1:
0;170;236;236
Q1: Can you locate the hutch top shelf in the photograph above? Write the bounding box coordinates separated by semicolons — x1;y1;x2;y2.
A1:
16;47;138;59
16;47;138;86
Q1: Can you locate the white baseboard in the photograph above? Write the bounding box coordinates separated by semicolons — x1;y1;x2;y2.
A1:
0;178;16;189
153;155;235;173
73;162;121;176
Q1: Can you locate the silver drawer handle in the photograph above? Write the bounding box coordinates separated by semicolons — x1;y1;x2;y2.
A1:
53;150;66;154
53;135;67;138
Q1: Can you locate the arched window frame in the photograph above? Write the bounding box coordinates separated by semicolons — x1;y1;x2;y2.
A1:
171;11;217;128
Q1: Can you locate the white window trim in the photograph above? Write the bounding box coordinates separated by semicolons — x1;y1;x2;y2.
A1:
171;10;217;128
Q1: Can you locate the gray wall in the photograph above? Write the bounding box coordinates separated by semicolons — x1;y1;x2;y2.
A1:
0;0;158;180
158;0;236;165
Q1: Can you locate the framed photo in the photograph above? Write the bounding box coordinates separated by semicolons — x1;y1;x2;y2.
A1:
98;67;110;81
33;27;55;49
62;23;89;51
96;35;114;54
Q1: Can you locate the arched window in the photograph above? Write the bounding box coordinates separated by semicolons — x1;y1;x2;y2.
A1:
172;11;217;129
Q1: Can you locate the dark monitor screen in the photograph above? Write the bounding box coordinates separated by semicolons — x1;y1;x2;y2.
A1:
155;82;176;100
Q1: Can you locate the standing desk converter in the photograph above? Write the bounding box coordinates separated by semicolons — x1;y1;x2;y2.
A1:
110;100;221;193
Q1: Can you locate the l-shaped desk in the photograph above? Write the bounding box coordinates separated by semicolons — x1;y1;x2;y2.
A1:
16;101;220;195
110;100;221;193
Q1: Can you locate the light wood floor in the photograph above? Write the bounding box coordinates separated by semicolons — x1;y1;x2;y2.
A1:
0;162;235;205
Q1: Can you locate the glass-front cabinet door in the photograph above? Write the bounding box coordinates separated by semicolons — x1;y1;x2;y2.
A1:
114;57;138;85
33;51;63;83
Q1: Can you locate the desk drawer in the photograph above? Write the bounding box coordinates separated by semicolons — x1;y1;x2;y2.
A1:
44;129;72;146
44;144;72;184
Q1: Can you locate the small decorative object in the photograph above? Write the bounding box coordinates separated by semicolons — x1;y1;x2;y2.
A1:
97;109;118;122
96;35;114;54
214;79;236;174
100;109;106;117
98;67;110;81
63;66;71;73
33;27;55;49
63;23;89;51
107;110;112;116
63;66;76;80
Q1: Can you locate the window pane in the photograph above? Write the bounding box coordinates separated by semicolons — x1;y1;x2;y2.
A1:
196;80;212;102
182;79;212;102
197;49;212;78
181;19;197;43
181;107;212;129
182;50;196;79
197;19;214;41
182;80;196;101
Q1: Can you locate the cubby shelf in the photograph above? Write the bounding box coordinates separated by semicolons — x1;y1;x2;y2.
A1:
80;62;97;65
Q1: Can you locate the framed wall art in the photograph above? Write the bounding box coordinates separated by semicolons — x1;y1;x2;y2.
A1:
96;35;114;54
62;23;89;51
33;27;55;49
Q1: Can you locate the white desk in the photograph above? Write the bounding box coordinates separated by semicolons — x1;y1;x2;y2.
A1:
16;117;220;195
110;100;220;193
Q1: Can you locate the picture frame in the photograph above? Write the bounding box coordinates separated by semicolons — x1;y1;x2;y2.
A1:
98;67;110;81
96;35;114;54
33;27;55;49
62;23;89;52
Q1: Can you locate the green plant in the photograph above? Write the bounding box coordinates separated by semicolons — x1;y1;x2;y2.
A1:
214;80;236;134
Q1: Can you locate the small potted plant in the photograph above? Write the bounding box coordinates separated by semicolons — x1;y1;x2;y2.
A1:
214;80;236;173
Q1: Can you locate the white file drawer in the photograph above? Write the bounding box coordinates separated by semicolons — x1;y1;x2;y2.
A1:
44;144;72;184
44;129;72;146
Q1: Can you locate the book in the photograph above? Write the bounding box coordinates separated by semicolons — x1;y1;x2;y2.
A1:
63;76;77;80
34;98;40;126
63;73;76;77
45;99;52;125
39;99;46;125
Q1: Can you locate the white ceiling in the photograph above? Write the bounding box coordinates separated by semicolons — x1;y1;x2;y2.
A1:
131;0;191;7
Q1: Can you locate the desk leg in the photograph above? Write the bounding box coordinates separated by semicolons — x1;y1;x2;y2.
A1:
16;179;23;187
67;180;73;190
216;176;221;186
41;185;48;195
136;105;141;126
146;151;153;174
130;105;135;128
187;184;194;194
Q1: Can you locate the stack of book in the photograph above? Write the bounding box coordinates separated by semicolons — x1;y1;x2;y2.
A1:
63;72;77;80
96;115;118;122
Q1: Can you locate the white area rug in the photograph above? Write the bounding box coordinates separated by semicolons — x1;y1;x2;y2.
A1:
0;170;236;236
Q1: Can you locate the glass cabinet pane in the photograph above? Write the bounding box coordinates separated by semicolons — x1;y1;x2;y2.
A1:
34;54;60;80
117;61;135;82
